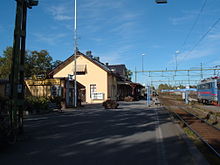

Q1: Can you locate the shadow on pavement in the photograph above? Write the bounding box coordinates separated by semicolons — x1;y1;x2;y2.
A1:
0;101;196;165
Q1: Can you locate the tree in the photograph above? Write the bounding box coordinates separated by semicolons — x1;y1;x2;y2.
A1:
52;60;63;70
126;69;133;81
0;47;54;79
158;84;173;91
176;85;185;89
25;50;53;78
0;47;13;79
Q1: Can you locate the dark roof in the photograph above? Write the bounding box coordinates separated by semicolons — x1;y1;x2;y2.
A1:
130;82;145;88
108;64;127;76
48;51;112;77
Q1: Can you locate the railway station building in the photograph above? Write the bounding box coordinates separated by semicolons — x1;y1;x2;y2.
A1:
48;51;144;104
0;52;144;107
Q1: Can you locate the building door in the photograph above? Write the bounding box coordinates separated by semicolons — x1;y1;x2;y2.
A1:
79;88;86;102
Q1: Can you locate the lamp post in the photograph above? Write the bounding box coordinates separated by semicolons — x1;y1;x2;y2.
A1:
175;50;180;71
73;0;77;108
141;53;145;73
146;85;151;107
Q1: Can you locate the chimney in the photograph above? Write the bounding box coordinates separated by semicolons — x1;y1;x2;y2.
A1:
86;51;93;58
93;56;100;61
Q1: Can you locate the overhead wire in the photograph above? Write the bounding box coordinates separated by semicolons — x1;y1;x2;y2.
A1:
181;0;208;51
188;17;220;53
174;0;208;71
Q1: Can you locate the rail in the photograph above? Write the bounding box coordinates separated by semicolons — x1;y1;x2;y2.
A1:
172;108;220;158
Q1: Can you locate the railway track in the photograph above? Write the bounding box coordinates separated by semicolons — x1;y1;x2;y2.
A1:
173;108;220;158
159;96;220;158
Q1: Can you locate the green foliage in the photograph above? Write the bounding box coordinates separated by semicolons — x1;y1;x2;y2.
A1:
151;86;156;90
0;97;10;114
126;69;133;80
190;85;197;88
158;84;173;91
25;96;50;113
49;96;64;109
177;85;185;89
0;47;58;79
52;60;63;70
49;96;63;105
158;84;188;91
25;50;53;78
0;47;13;79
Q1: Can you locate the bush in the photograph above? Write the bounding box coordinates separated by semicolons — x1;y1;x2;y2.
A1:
124;96;134;102
48;96;64;109
102;100;119;109
25;96;50;114
49;96;63;104
0;97;9;114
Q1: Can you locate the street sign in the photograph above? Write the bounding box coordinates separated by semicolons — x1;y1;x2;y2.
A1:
155;0;167;4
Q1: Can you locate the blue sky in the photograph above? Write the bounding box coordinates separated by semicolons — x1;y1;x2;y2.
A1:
1;0;220;86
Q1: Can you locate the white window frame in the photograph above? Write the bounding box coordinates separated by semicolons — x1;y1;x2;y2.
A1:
90;84;96;98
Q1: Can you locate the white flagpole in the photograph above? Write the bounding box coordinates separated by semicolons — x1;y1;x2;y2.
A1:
74;0;77;107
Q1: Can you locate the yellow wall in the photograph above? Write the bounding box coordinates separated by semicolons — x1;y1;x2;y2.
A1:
25;79;62;97
54;56;116;103
26;85;52;97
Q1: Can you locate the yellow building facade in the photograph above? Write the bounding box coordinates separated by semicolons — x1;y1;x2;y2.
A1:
49;52;117;103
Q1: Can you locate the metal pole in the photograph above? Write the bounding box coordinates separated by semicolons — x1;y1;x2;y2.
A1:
74;0;77;107
185;91;189;104
135;66;137;82
187;70;190;86
200;63;203;79
146;85;151;107
141;54;145;73
175;54;177;71
175;50;179;71
66;77;70;106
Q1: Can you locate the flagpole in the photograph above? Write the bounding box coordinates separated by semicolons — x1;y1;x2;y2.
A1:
74;0;77;107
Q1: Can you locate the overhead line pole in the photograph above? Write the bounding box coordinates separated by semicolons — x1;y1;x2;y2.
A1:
10;0;38;133
18;0;28;132
135;66;137;82
137;67;219;86
135;68;220;73
200;63;203;79
144;74;215;77
10;0;23;131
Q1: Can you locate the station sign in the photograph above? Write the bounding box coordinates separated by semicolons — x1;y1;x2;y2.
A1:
26;79;61;86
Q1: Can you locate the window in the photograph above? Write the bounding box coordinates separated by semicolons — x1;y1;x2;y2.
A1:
91;93;104;100
73;65;86;75
90;84;96;98
199;83;211;89
110;68;115;72
218;82;220;90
